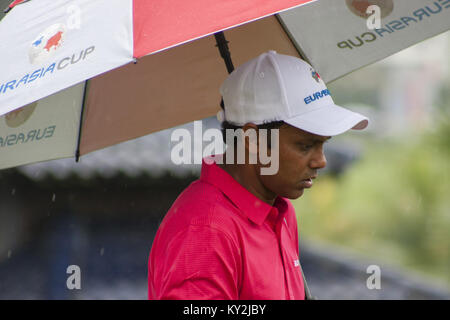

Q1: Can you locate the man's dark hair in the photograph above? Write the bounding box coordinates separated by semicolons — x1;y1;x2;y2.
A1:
220;98;285;148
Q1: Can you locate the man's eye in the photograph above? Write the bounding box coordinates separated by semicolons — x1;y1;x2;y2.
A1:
301;144;313;151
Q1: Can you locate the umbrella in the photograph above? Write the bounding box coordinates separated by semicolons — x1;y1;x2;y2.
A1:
0;0;317;169
0;0;449;170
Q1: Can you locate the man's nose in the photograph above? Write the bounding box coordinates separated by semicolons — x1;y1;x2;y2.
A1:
309;146;327;169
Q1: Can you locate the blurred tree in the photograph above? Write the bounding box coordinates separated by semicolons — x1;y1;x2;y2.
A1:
294;110;450;287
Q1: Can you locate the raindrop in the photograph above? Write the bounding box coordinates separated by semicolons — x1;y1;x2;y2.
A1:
7;250;12;259
52;193;56;202
11;188;15;196
100;248;105;256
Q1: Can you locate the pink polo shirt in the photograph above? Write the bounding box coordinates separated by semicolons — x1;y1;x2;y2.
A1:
148;155;305;300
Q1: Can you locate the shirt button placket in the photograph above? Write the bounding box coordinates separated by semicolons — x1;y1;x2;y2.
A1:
275;214;291;300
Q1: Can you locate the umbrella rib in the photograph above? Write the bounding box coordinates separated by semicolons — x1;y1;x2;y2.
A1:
75;81;88;163
275;14;309;63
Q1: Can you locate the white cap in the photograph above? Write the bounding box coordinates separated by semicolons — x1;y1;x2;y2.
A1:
218;51;369;136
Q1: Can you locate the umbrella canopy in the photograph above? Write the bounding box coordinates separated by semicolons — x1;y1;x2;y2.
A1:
0;0;315;169
0;0;449;170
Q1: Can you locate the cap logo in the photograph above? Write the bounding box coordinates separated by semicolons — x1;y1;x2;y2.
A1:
304;89;330;105
310;68;321;83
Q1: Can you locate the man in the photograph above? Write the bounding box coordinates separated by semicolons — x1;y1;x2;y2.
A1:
148;51;369;299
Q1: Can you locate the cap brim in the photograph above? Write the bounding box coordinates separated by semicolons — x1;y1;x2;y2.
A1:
284;104;369;136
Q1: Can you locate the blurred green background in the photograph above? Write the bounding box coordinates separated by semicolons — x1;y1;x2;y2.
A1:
293;32;450;289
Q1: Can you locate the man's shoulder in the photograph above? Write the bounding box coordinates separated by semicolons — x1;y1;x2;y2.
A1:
161;179;241;234
171;179;229;214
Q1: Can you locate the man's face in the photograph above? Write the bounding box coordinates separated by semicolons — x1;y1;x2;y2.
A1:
259;124;330;199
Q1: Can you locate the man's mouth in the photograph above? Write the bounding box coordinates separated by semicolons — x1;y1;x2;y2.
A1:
300;175;317;188
300;178;313;188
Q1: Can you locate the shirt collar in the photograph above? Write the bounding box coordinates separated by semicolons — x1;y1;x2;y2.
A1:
200;154;289;226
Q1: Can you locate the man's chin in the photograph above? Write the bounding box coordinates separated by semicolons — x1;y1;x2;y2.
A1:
283;188;304;200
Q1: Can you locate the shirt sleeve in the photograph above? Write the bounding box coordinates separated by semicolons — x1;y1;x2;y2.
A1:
149;224;241;300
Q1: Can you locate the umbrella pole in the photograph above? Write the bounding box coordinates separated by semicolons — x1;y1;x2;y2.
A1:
214;32;234;74
214;31;234;109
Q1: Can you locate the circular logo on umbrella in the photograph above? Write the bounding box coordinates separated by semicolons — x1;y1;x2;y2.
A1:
4;102;37;128
29;23;66;65
346;0;394;19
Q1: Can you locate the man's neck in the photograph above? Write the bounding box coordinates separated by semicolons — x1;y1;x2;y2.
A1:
217;160;277;206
